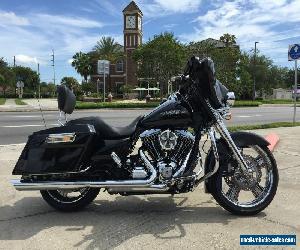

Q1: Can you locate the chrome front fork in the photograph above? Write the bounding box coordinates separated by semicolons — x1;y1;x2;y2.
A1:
214;119;251;173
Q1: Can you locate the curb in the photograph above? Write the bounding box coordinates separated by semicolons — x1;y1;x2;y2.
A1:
0;108;58;112
265;133;280;152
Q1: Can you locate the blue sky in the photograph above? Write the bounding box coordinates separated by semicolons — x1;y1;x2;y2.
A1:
0;0;299;84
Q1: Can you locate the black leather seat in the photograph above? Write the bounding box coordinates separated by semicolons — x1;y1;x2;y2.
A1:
67;116;142;140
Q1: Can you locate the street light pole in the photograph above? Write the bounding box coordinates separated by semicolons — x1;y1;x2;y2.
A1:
37;63;40;99
96;78;100;95
103;72;106;102
253;41;259;100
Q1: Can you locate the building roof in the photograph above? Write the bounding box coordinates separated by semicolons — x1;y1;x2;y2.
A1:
123;1;142;14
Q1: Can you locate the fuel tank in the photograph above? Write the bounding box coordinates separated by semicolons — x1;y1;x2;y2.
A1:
140;95;192;129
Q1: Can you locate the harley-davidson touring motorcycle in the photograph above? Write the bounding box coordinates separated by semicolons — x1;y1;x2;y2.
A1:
11;57;278;215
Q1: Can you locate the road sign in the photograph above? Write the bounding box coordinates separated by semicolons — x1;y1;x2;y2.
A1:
97;60;110;74
16;81;24;88
288;44;300;61
97;60;110;102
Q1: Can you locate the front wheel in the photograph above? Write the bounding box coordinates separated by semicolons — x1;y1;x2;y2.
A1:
41;188;100;212
208;145;278;215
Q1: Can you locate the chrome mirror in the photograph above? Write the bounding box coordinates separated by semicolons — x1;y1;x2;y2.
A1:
227;92;235;106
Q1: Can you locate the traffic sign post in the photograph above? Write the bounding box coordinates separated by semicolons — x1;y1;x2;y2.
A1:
288;44;300;124
97;60;110;102
16;81;24;99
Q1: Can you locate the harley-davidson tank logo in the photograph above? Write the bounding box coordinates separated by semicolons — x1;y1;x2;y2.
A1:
160;110;188;117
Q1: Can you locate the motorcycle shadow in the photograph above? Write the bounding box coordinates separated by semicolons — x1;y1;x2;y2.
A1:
0;194;266;249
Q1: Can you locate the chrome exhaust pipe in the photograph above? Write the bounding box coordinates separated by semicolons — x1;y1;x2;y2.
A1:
107;184;168;193
11;150;161;191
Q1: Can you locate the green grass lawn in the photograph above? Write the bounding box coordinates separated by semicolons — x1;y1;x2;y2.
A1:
234;100;261;107
15;99;27;105
75;101;160;109
0;98;6;105
75;100;263;109
260;99;300;104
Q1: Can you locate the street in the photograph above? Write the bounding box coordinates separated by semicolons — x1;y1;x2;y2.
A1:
0;106;299;145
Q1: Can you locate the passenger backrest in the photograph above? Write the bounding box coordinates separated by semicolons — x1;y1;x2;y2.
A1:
57;85;76;114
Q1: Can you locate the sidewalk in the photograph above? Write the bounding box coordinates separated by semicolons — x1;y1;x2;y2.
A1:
0;126;299;249
0;98;57;112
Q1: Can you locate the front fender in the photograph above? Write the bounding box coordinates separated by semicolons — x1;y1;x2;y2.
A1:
229;131;270;147
204;131;269;193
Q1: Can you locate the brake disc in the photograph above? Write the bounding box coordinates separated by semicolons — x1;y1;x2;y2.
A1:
224;155;262;191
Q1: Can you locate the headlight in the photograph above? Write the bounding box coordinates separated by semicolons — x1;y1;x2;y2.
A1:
226;92;235;106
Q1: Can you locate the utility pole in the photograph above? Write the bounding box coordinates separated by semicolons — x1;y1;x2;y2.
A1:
51;49;56;85
37;63;40;99
253;41;259;101
13;56;16;96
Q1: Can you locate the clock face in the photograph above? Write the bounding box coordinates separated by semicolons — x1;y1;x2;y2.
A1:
126;15;136;29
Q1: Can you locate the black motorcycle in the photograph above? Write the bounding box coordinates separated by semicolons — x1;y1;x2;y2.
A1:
12;57;278;215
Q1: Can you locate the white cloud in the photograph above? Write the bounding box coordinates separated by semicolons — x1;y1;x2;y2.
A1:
163;23;178;29
180;0;300;66
0;11;29;26
153;0;202;13
137;0;202;17
67;59;74;65
15;54;38;64
0;9;111;83
34;14;104;28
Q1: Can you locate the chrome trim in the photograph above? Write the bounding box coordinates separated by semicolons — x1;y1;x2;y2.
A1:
111;152;122;168
226;92;235;106
87;124;96;133
46;133;76;144
172;149;192;178
188;127;220;185
107;184;168;193
175;130;195;141
214;116;250;173
58;111;64;126
139;129;160;138
159;129;178;151
11;149;158;191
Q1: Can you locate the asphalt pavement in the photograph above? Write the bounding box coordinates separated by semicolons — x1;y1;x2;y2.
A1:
0;106;299;145
0;126;299;249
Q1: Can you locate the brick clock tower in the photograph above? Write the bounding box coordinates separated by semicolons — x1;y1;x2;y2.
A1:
123;1;143;86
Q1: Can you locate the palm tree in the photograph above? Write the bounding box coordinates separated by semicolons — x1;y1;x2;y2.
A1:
92;36;123;62
71;52;92;82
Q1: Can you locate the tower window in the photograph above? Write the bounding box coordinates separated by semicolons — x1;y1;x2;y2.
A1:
116;60;124;72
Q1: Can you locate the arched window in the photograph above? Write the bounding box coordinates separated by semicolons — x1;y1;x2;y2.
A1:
116;60;124;72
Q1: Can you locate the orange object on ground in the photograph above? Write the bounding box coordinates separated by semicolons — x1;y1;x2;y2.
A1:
265;133;280;152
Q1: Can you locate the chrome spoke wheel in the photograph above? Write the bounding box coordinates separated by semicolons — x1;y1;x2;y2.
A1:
41;188;100;212
226;185;241;202
48;187;91;204
221;145;274;208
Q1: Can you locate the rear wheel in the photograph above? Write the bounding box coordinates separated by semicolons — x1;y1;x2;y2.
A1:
209;145;278;215
41;188;100;212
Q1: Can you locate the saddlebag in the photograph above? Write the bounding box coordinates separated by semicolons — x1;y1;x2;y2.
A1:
12;124;96;175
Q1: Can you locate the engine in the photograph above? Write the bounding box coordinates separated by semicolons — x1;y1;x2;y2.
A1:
139;129;195;180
